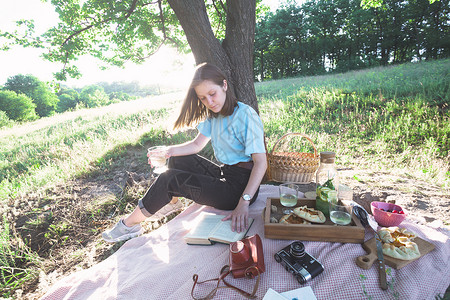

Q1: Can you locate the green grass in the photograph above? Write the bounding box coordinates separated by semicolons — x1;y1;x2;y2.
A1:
0;216;40;298
259;59;450;187
0;108;170;201
256;59;449;107
2;59;448;202
0;58;449;296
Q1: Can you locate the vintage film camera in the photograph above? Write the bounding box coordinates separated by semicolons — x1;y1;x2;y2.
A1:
274;241;324;284
229;234;265;279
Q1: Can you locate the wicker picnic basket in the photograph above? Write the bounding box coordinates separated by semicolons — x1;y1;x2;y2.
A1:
267;133;320;183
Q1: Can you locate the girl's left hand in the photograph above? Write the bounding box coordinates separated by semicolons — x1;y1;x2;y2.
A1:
222;201;249;233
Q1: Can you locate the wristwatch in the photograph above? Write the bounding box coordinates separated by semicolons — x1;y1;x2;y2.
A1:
241;194;252;201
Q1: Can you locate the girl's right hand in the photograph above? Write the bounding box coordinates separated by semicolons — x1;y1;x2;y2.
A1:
147;146;170;166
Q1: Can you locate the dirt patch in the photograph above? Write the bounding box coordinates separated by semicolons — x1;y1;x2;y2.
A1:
3;150;449;299
2;147;158;299
340;168;449;227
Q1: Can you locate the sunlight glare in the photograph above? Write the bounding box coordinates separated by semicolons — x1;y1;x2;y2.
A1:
181;215;204;231
0;0;196;89
150;226;171;263
64;45;196;90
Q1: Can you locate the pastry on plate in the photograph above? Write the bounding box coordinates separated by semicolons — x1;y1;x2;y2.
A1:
378;227;417;244
279;213;311;225
293;205;326;223
381;238;421;260
378;227;420;260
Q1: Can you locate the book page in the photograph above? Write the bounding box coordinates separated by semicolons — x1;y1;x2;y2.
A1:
209;218;254;243
184;214;224;240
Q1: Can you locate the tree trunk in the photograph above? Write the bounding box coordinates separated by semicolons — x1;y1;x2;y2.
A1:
167;0;258;113
260;49;264;81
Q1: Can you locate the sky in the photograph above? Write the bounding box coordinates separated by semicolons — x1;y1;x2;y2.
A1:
0;0;283;89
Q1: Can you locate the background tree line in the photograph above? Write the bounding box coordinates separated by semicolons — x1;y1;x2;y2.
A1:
0;75;166;126
254;0;449;80
2;0;447;126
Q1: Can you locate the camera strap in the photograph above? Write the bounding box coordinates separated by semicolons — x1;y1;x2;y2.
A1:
191;265;261;300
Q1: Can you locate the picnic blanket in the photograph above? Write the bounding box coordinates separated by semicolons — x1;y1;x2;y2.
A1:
41;185;449;300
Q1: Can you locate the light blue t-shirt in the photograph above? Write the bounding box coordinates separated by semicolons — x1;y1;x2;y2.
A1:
197;102;266;165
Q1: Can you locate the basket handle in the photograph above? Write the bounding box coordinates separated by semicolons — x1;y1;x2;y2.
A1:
270;133;318;157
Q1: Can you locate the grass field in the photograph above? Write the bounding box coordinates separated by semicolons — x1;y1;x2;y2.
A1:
259;59;449;186
0;58;449;297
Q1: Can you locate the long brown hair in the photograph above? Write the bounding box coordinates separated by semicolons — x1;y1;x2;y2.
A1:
173;63;237;130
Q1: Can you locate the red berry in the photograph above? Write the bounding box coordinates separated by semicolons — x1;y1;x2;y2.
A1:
398;210;405;214
392;210;398;213
380;208;385;211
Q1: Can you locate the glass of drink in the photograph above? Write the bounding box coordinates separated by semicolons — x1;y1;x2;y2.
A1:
329;201;352;225
147;146;168;174
316;186;337;217
279;183;298;214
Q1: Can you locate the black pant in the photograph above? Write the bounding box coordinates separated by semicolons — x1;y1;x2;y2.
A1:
138;155;258;217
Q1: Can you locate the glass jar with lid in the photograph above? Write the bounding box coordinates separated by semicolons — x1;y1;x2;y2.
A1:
315;151;339;217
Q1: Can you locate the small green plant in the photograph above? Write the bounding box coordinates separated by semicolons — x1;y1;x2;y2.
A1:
44;222;71;246
385;267;399;299
358;274;373;300
358;268;400;300
353;175;363;183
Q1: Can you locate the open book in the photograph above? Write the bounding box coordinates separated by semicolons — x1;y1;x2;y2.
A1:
184;213;254;245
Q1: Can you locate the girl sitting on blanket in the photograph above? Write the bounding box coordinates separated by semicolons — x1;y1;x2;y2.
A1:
102;63;267;243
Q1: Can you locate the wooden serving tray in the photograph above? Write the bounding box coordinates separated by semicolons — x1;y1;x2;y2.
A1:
356;237;435;269
263;198;365;243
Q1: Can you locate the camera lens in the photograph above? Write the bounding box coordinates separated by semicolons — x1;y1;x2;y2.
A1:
290;241;305;258
230;241;250;264
295;274;307;284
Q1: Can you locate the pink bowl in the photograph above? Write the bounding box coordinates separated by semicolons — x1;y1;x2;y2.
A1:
370;201;406;227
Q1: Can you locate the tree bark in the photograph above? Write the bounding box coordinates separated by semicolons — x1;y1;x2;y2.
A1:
222;0;257;112
167;0;258;113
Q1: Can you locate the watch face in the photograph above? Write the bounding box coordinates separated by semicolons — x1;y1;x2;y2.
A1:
242;194;251;201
